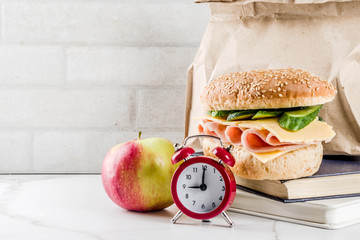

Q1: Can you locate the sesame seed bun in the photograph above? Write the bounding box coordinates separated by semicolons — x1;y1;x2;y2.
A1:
201;68;336;110
203;138;323;180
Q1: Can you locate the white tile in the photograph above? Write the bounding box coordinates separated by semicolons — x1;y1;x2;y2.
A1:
0;132;31;172
137;88;186;129
0;89;135;129
34;130;183;173
33;130;184;173
140;130;184;144
3;2;209;44
0;46;64;85
0;0;210;173
67;46;196;86
33;131;137;173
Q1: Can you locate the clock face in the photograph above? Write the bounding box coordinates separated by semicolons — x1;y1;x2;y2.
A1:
176;162;226;214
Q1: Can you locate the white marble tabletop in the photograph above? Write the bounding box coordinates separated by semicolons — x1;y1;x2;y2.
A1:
0;175;359;240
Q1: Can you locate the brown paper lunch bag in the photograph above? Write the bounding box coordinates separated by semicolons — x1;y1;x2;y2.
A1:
185;0;360;155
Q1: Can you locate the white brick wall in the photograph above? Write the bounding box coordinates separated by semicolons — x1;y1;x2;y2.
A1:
67;46;196;86
3;1;207;44
0;132;32;172
0;89;135;128
0;46;64;85
137;88;186;129
0;0;209;173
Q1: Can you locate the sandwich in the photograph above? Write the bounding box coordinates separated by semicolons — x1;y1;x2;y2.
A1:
198;68;336;180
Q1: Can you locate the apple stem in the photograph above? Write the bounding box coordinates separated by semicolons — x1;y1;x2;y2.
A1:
138;131;142;140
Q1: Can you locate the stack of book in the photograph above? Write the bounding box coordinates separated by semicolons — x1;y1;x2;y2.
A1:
229;155;360;229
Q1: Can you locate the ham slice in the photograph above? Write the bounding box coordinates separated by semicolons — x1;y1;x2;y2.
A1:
198;119;213;135
198;119;310;153
224;126;244;146
266;132;288;145
241;128;308;153
203;121;227;140
198;120;246;145
198;120;206;134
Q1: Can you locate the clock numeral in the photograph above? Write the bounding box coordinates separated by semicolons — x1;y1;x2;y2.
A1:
185;194;189;199
213;168;216;173
219;196;223;201
193;167;198;173
186;174;191;180
220;176;223;181
192;200;196;205
222;186;225;191
182;184;186;189
202;165;207;170
201;204;205;209
212;202;216;208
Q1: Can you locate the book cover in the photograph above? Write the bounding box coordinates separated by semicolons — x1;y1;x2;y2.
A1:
236;155;360;202
284;155;360;180
229;189;360;229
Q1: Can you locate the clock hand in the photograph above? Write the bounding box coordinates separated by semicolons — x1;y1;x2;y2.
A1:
199;168;207;191
187;168;208;190
201;167;206;185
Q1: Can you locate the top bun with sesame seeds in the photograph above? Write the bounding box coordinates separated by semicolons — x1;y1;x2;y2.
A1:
201;68;336;110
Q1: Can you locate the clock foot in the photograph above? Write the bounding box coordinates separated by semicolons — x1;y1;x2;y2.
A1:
171;210;183;224
221;211;234;227
202;219;211;223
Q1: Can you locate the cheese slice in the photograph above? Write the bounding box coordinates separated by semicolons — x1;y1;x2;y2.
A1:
201;116;335;144
247;149;296;163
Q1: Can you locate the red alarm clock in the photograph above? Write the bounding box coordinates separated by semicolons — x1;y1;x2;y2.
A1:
170;135;236;227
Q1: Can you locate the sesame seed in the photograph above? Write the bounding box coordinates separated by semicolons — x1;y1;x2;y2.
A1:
279;93;283;97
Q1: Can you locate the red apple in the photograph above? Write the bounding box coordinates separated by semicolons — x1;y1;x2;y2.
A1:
101;135;178;212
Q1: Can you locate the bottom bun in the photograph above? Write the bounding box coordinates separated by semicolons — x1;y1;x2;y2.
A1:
203;138;323;180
